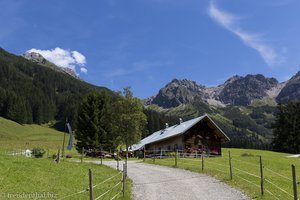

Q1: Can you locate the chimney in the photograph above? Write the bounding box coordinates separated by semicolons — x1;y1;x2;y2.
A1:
165;123;169;129
179;118;183;124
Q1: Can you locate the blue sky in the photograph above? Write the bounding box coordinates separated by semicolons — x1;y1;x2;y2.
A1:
1;0;300;98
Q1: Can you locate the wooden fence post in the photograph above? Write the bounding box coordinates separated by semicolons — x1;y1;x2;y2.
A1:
117;151;119;171
202;154;204;171
259;156;264;195
56;148;60;163
292;165;298;200
124;162;128;178
81;147;84;163
89;169;94;200
122;164;126;197
229;151;233;180
160;149;162;159
175;150;178;167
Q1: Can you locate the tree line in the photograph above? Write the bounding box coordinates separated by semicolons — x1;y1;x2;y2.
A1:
272;100;300;153
75;88;147;153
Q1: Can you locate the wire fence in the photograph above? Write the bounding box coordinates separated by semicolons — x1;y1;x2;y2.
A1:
0;149;127;200
144;149;298;200
58;168;125;200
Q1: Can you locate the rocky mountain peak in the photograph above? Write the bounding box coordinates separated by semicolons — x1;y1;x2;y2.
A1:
218;74;279;106
290;71;300;81
22;51;79;79
223;75;242;86
276;71;300;103
23;52;47;65
149;78;206;108
167;78;205;90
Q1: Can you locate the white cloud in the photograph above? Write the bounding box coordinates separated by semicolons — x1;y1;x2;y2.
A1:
208;1;280;66
72;51;86;65
27;47;87;73
80;67;88;74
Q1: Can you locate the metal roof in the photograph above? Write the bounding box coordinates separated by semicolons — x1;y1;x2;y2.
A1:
130;114;229;151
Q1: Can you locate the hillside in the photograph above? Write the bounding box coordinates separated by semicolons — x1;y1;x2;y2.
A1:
0;117;65;150
0;48;111;127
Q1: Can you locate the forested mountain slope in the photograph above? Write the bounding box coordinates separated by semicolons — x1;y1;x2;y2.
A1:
0;48;111;127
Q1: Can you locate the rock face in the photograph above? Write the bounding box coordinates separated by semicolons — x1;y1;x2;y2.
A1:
146;73;300;108
23;52;78;79
276;71;300;103
23;52;48;65
218;74;278;106
150;79;206;108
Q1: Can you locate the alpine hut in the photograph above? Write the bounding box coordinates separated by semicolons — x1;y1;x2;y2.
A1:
130;114;230;156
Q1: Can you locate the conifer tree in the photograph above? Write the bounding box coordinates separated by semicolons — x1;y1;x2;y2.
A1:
75;91;112;152
272;100;300;153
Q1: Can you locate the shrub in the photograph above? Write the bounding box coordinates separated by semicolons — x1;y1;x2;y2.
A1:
31;147;46;158
52;154;57;160
66;154;72;158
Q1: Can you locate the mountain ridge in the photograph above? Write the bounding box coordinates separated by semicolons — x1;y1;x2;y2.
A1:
146;73;300;108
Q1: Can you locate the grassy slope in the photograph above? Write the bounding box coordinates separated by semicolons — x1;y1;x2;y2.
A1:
0;155;132;200
145;148;299;200
0;117;64;150
0;117;132;199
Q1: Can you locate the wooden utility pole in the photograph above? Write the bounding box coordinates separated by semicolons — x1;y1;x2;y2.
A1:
89;169;94;200
259;156;264;195
292;165;298;200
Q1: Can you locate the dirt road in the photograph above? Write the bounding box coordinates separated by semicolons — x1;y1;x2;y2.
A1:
102;161;250;200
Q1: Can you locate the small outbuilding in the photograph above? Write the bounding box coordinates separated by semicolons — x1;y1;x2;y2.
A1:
131;114;230;156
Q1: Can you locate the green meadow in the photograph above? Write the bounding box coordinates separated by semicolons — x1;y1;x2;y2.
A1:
0;117;66;150
0;154;132;200
0;117;132;200
145;148;299;200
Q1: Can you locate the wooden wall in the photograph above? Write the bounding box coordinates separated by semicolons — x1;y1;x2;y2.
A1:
183;120;221;155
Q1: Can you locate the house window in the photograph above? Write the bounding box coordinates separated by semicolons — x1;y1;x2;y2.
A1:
174;144;178;150
168;145;171;150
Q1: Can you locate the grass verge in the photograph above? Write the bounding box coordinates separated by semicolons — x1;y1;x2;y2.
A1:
145;148;299;200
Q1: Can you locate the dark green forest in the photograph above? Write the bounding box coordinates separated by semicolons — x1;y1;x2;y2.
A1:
272;100;300;153
0;48;110;127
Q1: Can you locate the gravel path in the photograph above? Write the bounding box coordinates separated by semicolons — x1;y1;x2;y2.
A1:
101;160;250;200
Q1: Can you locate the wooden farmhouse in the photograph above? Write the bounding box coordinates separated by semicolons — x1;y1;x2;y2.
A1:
131;114;230;156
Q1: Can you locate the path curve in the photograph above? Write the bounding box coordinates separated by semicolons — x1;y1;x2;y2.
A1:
101;160;250;200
